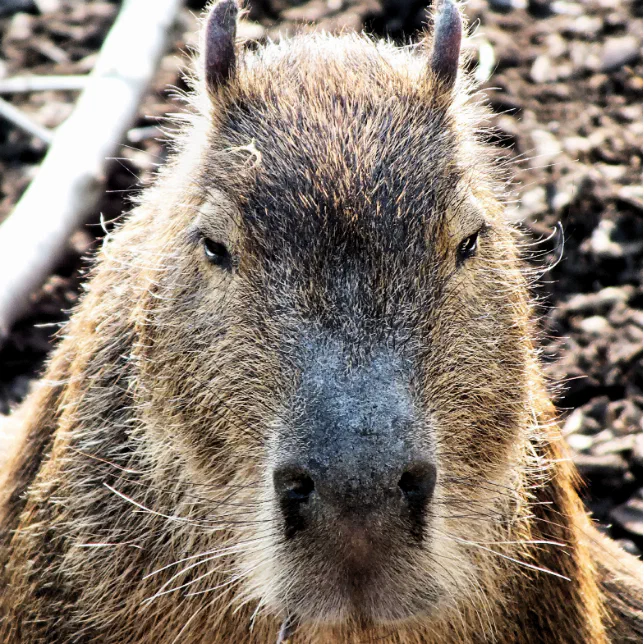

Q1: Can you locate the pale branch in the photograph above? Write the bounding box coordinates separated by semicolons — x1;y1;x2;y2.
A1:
0;96;54;144
0;0;185;340
0;74;87;94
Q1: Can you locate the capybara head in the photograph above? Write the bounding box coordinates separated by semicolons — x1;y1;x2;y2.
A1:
127;0;537;630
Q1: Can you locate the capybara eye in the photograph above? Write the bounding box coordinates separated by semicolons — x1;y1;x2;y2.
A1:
203;238;231;268
457;231;478;263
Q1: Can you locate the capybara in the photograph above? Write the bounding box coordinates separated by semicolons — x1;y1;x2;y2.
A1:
0;1;641;642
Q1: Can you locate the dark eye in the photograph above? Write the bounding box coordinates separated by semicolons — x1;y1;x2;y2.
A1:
203;238;231;268
457;231;479;263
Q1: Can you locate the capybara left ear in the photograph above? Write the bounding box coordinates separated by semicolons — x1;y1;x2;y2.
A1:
204;0;238;92
429;0;462;91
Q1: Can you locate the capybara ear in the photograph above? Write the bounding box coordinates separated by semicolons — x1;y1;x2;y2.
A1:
203;0;238;92
429;0;462;90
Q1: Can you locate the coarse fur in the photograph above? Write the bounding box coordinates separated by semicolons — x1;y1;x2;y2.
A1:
0;7;641;644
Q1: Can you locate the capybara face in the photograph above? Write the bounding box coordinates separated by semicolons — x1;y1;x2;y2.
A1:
131;30;533;629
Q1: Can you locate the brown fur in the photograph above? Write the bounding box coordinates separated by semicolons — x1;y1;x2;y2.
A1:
0;20;641;644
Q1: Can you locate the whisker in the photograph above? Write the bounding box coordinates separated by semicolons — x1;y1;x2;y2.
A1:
439;531;571;581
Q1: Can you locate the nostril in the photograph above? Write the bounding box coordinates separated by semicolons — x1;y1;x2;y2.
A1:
273;466;315;503
285;474;315;502
398;462;437;505
274;465;315;539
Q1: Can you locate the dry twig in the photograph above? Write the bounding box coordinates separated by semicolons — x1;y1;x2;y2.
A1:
0;96;53;144
0;75;87;94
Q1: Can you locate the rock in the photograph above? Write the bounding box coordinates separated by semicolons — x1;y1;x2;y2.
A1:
530;129;562;164
578;315;611;336
475;39;496;83
551;176;579;211
494;115;520;140
574;453;629;478
563;135;593;156
565;15;602;38
616;185;643;210
282;1;335;23
623;322;643;345
596;163;627;182
615;539;641;557
563;407;584;435
530;55;556;83
566;411;601;437
599;217;643;258
518;186;548;219
606;399;641;426
590;220;625;259
550;0;583;15
584;397;610;424
0;0;37;18
606;399;643;437
237;20;266;42
632;434;643;471
593;434;638;457
570;42;601;72
614;105;642;124
609;303;642;328
565;287;633;315
589;429;615;452
610;494;644;537
600;36;641;72
34;0;60;12
488;0;527;11
608;341;642;370
567;432;594;452
6;11;34;40
544;33;567;58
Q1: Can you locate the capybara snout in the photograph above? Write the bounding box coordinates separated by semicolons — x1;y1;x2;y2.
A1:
270;341;437;548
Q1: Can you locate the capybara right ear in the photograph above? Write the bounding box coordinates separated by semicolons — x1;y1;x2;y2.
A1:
203;0;238;93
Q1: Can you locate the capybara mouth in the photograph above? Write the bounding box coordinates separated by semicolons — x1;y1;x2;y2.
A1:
277;574;440;630
267;521;442;629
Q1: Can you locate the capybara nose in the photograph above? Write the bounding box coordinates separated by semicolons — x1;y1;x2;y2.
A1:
274;458;436;539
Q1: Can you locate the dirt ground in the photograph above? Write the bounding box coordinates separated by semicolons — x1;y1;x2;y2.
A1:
0;0;641;555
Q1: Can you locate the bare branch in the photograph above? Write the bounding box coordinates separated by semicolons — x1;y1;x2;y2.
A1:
0;75;87;94
0;0;185;340
0;96;54;144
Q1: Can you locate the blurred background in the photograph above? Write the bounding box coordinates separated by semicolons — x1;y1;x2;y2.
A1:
0;0;641;554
